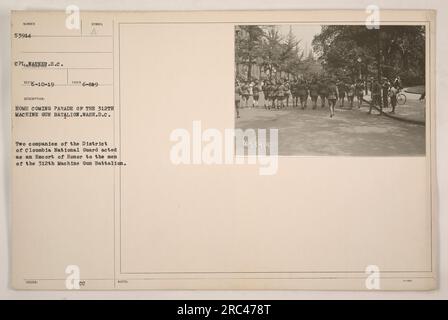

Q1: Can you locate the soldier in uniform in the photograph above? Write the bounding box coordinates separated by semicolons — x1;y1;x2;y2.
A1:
389;84;398;114
327;79;339;118
355;79;364;108
284;79;292;108
241;81;250;108
252;80;261;108
235;80;242;118
337;79;347;108
382;78;391;109
291;79;299;108
297;79;309;109
276;80;286;109
368;76;374;93
346;82;356;109
369;79;382;114
308;78;319;110
262;80;270;109
318;77;329;109
269;80;277;110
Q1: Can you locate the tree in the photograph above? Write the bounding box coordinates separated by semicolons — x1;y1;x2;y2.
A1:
235;26;264;80
312;25;425;85
259;26;283;79
234;25;308;81
280;27;303;79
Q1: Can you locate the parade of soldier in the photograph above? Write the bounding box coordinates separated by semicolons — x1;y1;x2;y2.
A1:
234;25;426;156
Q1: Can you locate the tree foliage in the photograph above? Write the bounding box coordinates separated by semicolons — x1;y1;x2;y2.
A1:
235;25;425;85
235;25;306;80
312;25;425;85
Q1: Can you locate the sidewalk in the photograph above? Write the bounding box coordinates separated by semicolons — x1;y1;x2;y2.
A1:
363;90;425;125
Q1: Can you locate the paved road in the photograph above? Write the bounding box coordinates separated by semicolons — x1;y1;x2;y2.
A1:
236;102;426;156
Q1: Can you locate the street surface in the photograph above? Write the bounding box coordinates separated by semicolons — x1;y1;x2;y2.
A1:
236;94;425;156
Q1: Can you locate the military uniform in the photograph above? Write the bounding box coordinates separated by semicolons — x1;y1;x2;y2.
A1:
290;80;298;107
262;81;270;108
276;83;286;109
318;81;329;108
355;82;364;107
241;83;250;107
252;83;261;107
382;81;390;108
284;81;291;107
328;84;338;101
297;81;308;109
389;86;398;113
369;81;382;114
309;82;319;109
269;83;277;109
235;83;242;118
337;81;347;107
347;84;355;108
327;83;338;117
337;82;346;99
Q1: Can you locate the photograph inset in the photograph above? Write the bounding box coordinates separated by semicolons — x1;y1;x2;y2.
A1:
234;25;426;156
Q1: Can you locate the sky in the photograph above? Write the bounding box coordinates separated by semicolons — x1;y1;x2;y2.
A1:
278;24;323;57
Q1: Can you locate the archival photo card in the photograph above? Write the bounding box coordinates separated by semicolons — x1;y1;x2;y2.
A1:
10;10;436;290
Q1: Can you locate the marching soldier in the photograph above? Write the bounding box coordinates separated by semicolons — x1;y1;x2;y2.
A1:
241;81;250;108
235;80;242;118
284;79;292;108
297;79;309;109
337;79;347;108
369;79;382;114
355;79;364;108
318;77;329;108
252;80;261;108
291;78;299;108
382;78;391;109
262;80;270;109
269;79;277;110
308;78;320;110
327;79;339;118
347;82;355;109
276;80;286;109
